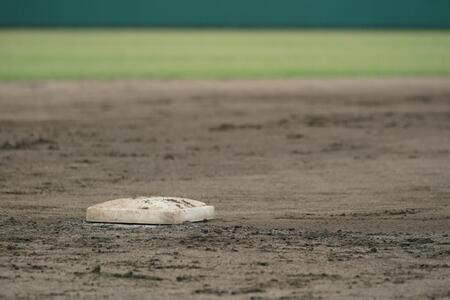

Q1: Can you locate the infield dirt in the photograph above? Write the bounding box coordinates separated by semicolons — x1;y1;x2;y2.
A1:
1;79;449;299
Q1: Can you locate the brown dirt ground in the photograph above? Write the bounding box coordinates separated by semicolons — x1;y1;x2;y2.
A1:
0;79;450;299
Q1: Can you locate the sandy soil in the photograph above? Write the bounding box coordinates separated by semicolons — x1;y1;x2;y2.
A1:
0;79;450;299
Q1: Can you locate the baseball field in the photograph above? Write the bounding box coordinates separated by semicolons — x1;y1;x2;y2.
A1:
1;30;450;299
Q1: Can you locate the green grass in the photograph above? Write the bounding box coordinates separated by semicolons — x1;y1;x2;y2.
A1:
0;29;449;80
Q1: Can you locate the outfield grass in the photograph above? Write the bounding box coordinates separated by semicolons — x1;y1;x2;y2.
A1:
0;29;449;80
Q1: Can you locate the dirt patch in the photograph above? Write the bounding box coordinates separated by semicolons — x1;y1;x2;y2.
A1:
0;79;449;299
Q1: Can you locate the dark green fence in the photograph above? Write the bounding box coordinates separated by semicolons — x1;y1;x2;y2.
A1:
1;0;450;28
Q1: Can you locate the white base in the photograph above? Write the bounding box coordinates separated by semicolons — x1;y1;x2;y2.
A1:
86;196;215;225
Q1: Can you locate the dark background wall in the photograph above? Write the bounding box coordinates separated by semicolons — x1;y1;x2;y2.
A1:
1;0;450;28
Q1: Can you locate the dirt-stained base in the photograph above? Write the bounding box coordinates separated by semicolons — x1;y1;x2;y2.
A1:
1;79;449;299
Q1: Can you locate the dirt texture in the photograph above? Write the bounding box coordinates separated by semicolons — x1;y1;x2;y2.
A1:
0;79;450;299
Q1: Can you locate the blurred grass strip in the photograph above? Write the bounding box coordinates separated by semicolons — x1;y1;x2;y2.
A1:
0;29;449;80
